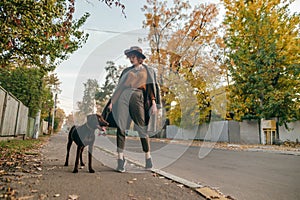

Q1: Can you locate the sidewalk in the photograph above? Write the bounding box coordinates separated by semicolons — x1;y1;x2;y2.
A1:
4;133;204;200
150;138;300;156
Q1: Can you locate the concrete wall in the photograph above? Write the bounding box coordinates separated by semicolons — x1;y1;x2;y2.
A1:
196;123;209;140
166;125;198;140
228;121;240;143
239;120;260;144
196;122;228;142
164;120;299;144
207;121;228;142
167;122;227;142
279;121;300;142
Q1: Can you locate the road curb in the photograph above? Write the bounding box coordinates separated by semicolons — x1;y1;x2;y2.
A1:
246;148;300;156
95;145;234;200
151;169;234;200
196;187;233;200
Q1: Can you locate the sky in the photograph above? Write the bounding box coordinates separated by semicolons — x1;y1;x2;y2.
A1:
55;0;151;115
54;0;300;116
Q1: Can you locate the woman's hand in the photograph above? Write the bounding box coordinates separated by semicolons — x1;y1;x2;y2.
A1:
150;100;157;115
108;103;112;111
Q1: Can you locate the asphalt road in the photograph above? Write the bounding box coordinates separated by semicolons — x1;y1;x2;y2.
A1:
95;135;300;200
162;145;300;200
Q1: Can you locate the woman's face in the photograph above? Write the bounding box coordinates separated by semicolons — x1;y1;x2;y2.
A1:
128;54;139;66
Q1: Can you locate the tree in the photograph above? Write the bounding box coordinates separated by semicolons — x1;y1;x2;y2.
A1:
0;0;128;119
0;0;126;71
41;73;61;134
0;68;63;118
77;79;99;115
100;0;126;16
65;113;75;128
142;0;191;82
95;61;120;110
0;0;90;71
223;0;300;125
0;0;128;132
0;0;128;70
142;0;225;127
0;67;49;117
54;107;66;132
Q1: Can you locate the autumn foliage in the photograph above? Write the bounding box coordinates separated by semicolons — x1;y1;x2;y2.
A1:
142;0;226;127
222;0;300;125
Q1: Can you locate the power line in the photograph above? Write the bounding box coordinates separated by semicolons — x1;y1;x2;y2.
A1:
84;28;148;35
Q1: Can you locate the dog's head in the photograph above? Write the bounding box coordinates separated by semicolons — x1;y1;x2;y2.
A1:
86;114;109;132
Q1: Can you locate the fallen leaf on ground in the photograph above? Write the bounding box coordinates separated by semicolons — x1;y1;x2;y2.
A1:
68;194;79;200
36;167;42;171
53;193;60;197
18;195;35;200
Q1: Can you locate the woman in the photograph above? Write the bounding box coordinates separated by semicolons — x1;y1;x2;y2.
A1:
107;46;161;172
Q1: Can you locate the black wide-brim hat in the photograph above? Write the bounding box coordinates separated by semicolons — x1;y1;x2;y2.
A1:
124;46;146;59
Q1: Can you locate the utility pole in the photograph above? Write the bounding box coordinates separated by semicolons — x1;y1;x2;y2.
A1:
51;93;57;134
47;72;61;134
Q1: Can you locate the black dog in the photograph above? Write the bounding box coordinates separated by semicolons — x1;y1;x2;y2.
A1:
64;114;109;173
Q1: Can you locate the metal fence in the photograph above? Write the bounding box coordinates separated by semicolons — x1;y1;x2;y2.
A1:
0;86;29;137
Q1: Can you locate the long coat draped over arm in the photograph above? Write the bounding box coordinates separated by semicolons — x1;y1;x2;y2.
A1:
102;64;161;128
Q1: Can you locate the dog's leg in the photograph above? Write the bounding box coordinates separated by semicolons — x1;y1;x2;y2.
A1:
64;131;73;166
88;145;95;173
80;147;85;166
73;145;82;173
